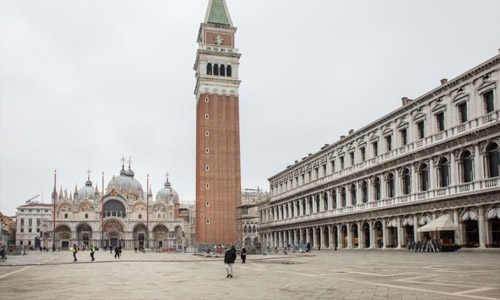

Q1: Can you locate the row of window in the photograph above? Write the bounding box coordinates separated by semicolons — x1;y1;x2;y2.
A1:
19;209;49;213
206;63;232;77
19;218;41;227
266;144;499;221
275;90;497;193
19;228;40;233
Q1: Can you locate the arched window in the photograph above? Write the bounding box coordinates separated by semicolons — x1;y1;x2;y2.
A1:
316;195;320;212
374;177;381;200
341;188;346;207
419;163;429;191
387;173;395;198
226;65;232;77
438;158;450;187
350;184;357;205
361;181;368;203
206;63;212;75
323;192;328;210
487;143;499;178
214;64;219;76
220;64;226;76
461;150;474;183
402;168;411;195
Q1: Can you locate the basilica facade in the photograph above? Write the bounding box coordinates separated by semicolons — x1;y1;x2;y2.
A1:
16;163;193;251
259;53;500;250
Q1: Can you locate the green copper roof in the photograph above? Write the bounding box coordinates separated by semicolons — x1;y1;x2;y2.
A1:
207;0;231;26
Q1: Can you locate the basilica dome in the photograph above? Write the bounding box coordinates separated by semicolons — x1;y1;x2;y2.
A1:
156;179;179;204
78;178;97;200
106;165;144;199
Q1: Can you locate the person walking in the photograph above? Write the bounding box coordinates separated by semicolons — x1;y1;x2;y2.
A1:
90;245;96;261
240;247;247;263
224;245;237;278
72;244;78;262
114;245;121;259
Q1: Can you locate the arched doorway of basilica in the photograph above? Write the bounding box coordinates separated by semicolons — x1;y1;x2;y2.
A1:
103;220;124;248
55;225;71;250
152;225;168;249
76;224;92;247
133;224;148;248
362;222;370;248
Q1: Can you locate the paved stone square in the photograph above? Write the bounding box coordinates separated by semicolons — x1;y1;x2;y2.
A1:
0;249;499;300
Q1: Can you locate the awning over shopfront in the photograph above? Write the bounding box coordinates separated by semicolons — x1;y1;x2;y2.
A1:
417;214;457;232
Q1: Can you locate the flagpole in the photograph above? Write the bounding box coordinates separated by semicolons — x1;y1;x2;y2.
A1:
146;174;149;249
52;169;57;251
101;172;104;247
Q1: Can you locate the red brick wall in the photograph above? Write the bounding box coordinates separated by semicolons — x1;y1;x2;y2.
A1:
195;93;242;244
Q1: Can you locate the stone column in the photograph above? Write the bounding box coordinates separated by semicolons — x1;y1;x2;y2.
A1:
454;209;461;245
382;218;387;249
413;215;419;242
337;225;343;249
450;153;457;186
478;206;486;248
428;158;435;190
347;224;353;249
357;221;364;248
396;216;403;249
474;143;482;181
370;221;377;249
328;225;334;249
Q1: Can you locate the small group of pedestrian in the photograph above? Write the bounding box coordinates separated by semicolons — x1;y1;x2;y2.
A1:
223;245;248;278
72;244;96;262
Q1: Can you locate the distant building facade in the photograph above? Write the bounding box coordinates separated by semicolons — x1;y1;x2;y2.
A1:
14;203;52;249
16;163;194;250
240;188;269;251
259;54;500;250
194;0;242;245
0;212;15;246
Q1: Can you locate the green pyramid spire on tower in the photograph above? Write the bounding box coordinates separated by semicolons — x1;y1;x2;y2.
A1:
207;0;232;26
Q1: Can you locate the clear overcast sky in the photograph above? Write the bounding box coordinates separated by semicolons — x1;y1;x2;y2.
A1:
1;0;499;216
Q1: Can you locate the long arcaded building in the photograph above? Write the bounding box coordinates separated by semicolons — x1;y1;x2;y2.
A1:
259;53;500;250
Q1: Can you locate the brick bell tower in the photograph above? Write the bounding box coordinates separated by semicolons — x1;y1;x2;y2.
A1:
194;0;242;245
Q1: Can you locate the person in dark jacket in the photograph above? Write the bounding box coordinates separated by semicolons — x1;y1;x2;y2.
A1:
240;247;247;263
224;245;237;278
